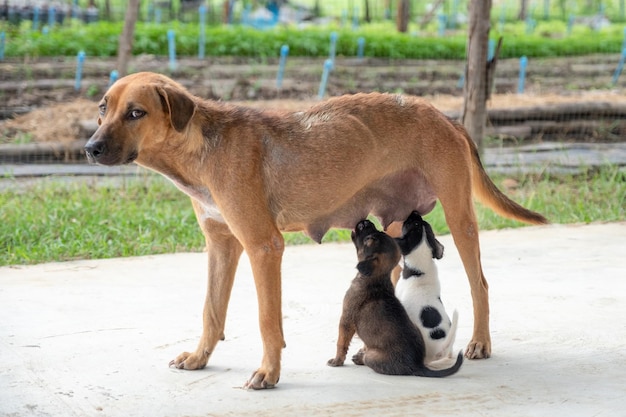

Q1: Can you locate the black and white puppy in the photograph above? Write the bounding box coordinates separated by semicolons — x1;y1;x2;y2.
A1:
395;211;459;365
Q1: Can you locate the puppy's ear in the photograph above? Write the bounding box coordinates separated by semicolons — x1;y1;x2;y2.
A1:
356;257;377;276
394;237;410;256
156;85;196;132
423;222;444;259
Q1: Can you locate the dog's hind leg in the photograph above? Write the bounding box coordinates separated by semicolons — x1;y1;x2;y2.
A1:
169;201;243;370
435;171;491;360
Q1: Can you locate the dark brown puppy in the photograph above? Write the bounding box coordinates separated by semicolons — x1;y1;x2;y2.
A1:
328;219;463;377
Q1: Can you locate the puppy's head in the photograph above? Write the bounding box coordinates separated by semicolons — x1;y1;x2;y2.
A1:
352;220;401;277
395;211;444;259
84;72;196;166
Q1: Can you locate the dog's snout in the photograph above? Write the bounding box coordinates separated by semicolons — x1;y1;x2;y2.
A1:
84;140;106;161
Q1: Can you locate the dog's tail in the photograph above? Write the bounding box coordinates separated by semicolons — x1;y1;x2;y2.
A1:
452;121;549;225
414;350;463;378
439;309;459;360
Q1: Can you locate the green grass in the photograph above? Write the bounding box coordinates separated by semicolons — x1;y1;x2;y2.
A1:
1;166;624;266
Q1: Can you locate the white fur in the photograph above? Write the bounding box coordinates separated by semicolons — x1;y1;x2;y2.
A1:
395;232;458;364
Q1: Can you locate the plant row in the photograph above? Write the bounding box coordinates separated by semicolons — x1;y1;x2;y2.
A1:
1;20;624;60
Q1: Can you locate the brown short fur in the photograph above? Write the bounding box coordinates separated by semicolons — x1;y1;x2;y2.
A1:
84;72;548;389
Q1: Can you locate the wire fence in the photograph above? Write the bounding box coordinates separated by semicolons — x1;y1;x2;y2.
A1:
1;1;626;166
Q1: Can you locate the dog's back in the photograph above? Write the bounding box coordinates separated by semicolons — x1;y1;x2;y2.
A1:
395;212;459;364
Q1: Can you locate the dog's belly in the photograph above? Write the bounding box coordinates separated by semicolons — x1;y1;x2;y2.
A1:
277;169;437;243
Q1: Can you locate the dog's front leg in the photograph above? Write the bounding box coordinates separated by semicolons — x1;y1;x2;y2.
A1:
327;317;356;367
169;202;243;370
240;229;286;390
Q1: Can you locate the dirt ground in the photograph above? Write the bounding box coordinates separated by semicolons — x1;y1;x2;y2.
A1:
1;55;626;145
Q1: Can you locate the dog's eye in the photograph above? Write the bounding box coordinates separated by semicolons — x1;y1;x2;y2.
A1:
98;104;106;116
127;109;146;120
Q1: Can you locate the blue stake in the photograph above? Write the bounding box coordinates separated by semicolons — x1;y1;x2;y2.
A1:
499;4;506;32
48;6;55;29
352;7;359;30
155;8;162;24
567;15;574;35
109;70;119;87
198;5;206;59
357;37;365;60
438;14;447;36
612;48;626;85
276;45;289;89
168;29;177;71
518;56;528;94
75;51;85;91
0;32;5;61
329;32;338;69
318;59;333;99
33;6;40;31
488;39;495;61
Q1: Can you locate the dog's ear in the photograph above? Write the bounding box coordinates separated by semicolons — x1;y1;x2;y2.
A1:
423;222;444;259
356;257;377;276
156;85;196;132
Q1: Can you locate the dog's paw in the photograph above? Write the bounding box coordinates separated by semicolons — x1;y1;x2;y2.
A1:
327;357;345;367
243;369;279;390
168;351;208;370
465;340;491;359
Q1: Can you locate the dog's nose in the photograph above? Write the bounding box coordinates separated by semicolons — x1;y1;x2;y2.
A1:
84;140;105;161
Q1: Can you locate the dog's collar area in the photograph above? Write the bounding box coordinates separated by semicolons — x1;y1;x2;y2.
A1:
402;266;425;279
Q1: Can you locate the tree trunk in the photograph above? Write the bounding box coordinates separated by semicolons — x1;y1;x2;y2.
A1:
116;0;140;78
364;0;371;23
518;0;528;20
396;0;410;32
462;0;492;154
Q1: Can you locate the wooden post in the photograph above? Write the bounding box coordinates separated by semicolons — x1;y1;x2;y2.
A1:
116;0;140;78
462;0;492;154
397;0;410;33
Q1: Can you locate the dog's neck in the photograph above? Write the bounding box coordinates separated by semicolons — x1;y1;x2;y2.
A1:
402;237;438;282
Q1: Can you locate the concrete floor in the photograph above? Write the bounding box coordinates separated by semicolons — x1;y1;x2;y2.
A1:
1;223;625;416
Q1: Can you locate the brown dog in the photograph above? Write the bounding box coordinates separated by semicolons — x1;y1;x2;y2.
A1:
327;219;463;377
84;72;548;389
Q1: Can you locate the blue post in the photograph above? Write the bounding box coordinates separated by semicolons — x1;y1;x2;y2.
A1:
0;32;5;61
518;56;528;94
155;8;162;24
318;59;333;99
329;32;338;69
499;4;506;32
488;39;495;61
341;9;348;27
612;48;626;85
198;5;206;59
352;7;359;30
543;0;550;20
109;70;119;87
48;6;55;29
33;6;40;31
276;45;289;89
357;37;365;60
75;51;85;91
168;29;177;71
567;15;574;35
438;14;447;36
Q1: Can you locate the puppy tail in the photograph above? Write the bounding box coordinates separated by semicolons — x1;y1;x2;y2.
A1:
414;350;463;378
441;309;459;359
454;121;548;225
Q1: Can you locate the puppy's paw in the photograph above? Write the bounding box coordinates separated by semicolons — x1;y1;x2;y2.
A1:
168;351;208;370
465;340;491;359
243;369;279;390
327;357;345;367
351;349;365;365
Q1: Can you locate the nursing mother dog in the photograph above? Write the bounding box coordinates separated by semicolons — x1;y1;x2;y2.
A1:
84;71;548;389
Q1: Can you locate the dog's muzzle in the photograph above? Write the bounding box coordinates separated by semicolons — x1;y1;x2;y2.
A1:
84;139;106;163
